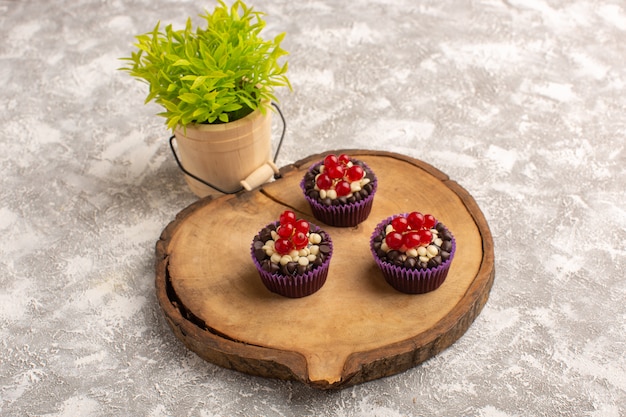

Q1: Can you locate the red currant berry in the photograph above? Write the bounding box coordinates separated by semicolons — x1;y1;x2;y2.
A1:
402;231;421;249
323;154;339;168
385;231;404;250
277;222;294;238
294;219;310;234
274;238;292;255
391;216;409;232
279;210;296;225
346;165;364;182
423;214;436;229
316;173;333;190
338;153;351;165
292;231;308;250
335;180;351;196
418;229;433;246
407;211;424;230
326;164;345;180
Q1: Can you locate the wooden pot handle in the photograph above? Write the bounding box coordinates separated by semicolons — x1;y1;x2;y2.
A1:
240;161;280;191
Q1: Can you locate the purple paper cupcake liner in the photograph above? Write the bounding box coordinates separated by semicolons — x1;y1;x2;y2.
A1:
251;222;333;298
370;214;457;294
300;160;378;228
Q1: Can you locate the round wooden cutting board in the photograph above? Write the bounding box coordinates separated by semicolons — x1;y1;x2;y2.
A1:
155;150;495;389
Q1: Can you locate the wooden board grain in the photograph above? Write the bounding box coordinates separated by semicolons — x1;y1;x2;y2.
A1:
155;150;495;389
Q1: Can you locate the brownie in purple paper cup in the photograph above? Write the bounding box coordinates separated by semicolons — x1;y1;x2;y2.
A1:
300;153;377;228
370;212;456;294
251;210;333;298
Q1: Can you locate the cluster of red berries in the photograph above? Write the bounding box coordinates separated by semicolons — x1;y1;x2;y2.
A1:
274;210;311;255
315;153;365;197
385;212;437;251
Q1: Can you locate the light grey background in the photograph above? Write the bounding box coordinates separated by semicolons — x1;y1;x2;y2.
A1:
1;0;625;416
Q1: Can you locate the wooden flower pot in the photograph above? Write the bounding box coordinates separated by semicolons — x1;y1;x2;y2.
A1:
173;108;274;198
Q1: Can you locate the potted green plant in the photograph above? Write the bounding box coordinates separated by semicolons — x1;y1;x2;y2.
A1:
120;0;291;197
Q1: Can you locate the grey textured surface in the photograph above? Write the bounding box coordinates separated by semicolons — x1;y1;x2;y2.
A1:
1;0;625;416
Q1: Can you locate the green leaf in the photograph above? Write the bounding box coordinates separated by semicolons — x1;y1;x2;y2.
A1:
160;99;179;113
203;91;218;101
192;107;209;119
237;94;254;110
222;103;242;112
178;93;199;104
274;32;285;43
172;59;191;67
190;76;208;90
167;114;181;130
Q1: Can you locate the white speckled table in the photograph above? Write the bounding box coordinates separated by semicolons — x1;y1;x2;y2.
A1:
1;0;625;416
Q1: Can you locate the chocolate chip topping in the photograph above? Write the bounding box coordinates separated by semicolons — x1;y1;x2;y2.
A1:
303;159;376;206
372;221;454;271
253;224;332;276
